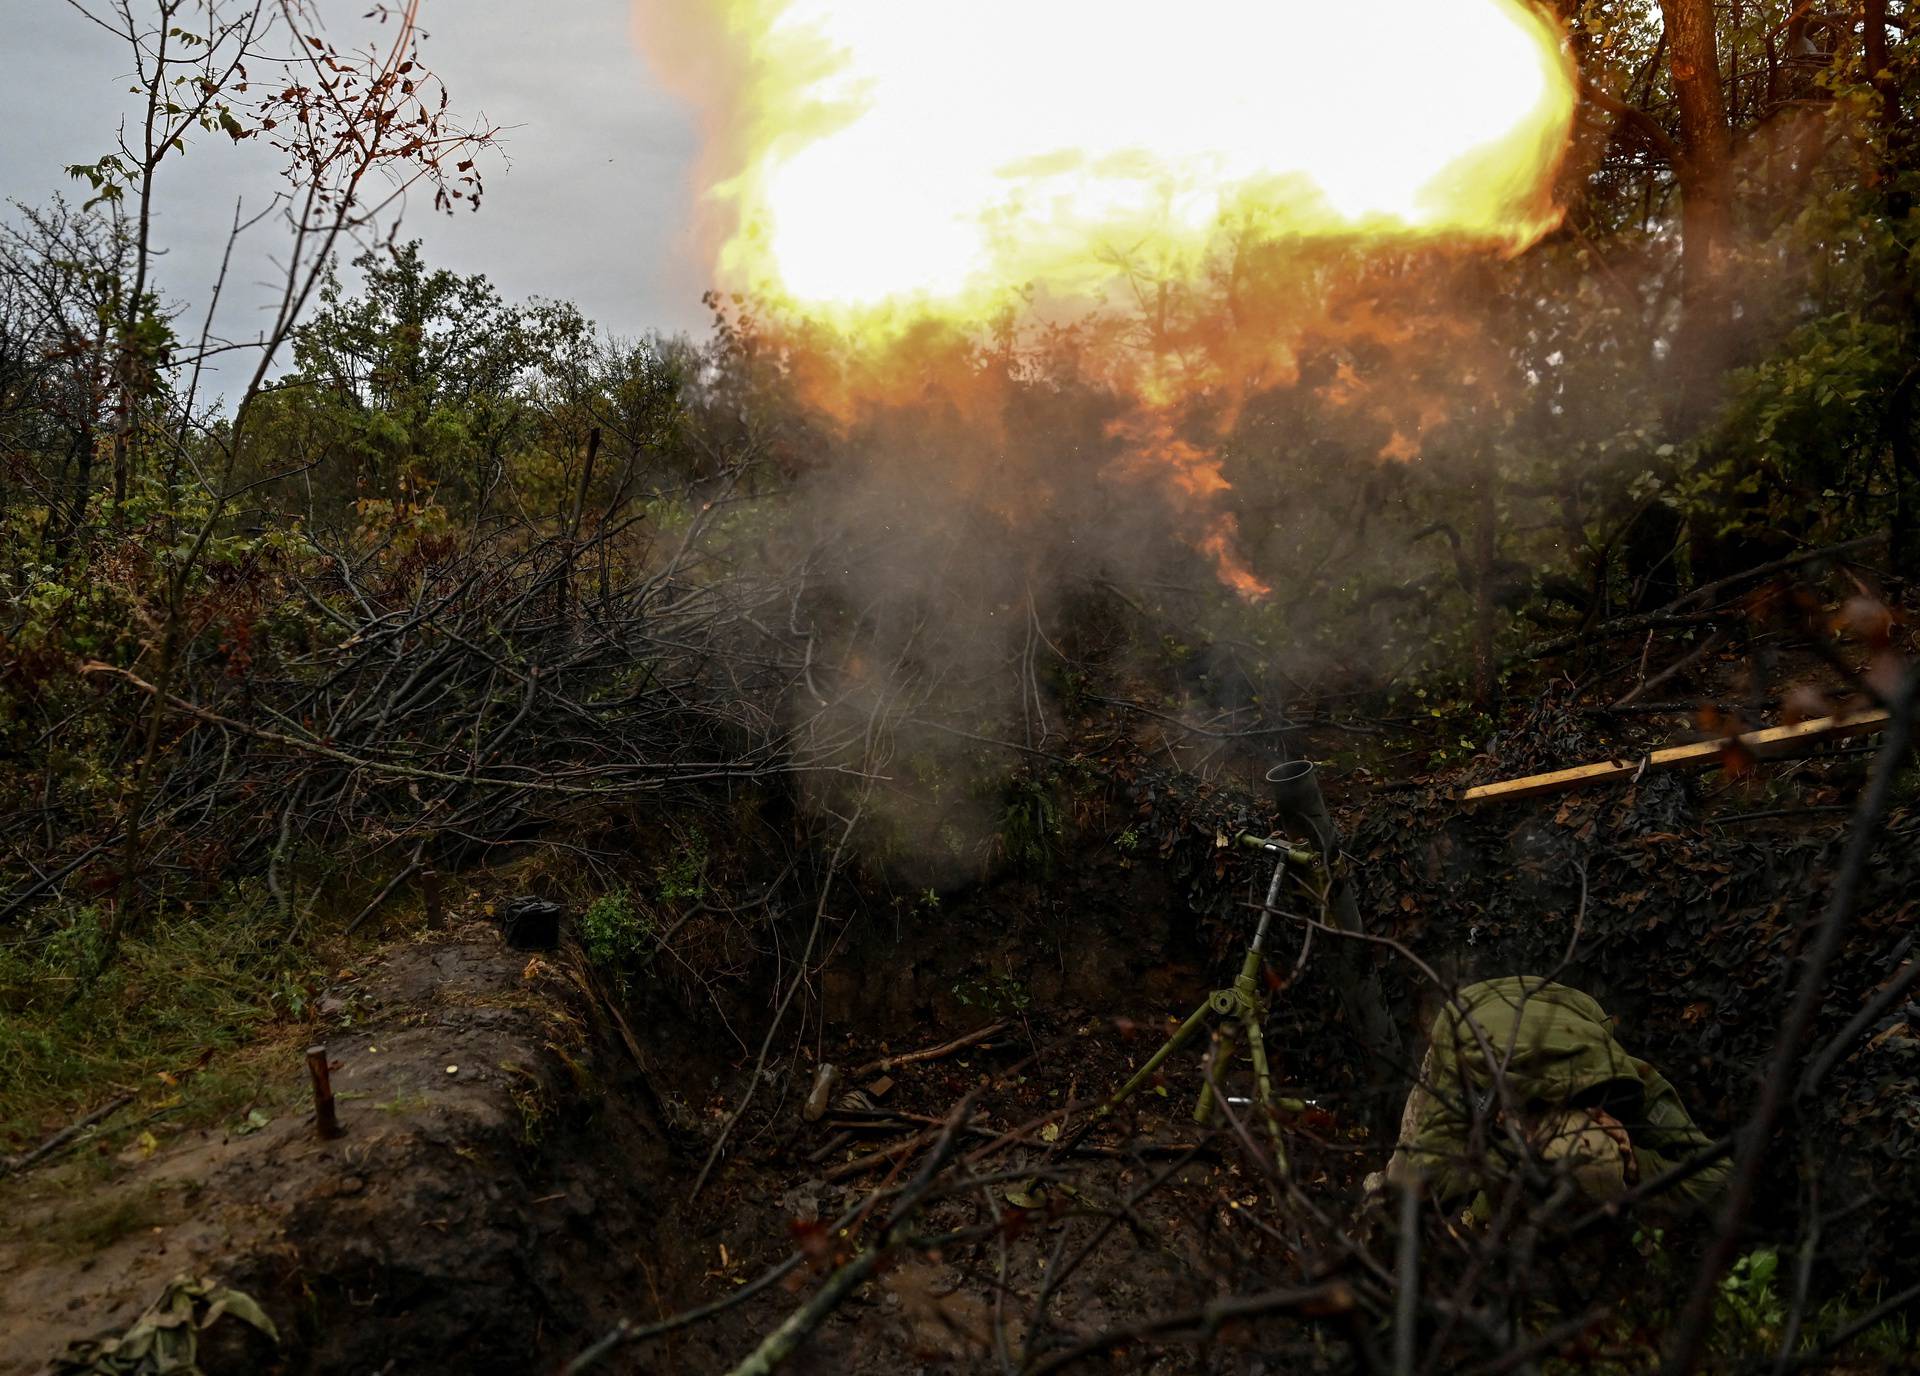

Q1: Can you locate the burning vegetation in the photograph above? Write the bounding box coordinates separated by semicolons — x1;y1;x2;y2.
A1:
3;2;1920;1374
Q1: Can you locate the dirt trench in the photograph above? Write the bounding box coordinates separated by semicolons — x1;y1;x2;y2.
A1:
0;934;671;1374
1;841;1286;1375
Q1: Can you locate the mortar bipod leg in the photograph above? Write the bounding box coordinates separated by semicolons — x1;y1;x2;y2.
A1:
1194;1019;1239;1127
1242;1009;1288;1178
1102;997;1214;1118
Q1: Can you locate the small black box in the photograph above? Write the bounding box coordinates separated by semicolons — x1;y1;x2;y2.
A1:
499;896;562;950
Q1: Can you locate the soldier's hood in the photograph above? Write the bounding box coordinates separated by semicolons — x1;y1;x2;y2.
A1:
1427;976;1650;1111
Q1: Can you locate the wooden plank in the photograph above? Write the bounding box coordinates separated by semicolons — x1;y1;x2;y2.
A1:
1458;710;1891;806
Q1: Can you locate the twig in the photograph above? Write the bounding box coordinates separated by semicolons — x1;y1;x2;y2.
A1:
1021;1283;1355;1376
821;1124;944;1182
562;1184;882;1372
1663;669;1916;1375
1460;1308;1609;1376
1580;700;1747;717
852;1020;1008;1078
1521;612;1723;663
1796;959;1920;1099
723;1242;884;1376
0;1091;136;1178
691;792;868;1199
78;660;877;797
1774;1280;1920;1371
1662;534;1887;615
806;1129;857;1164
342;855;423;937
1613;628;1730;707
1394;1180;1420;1376
722;1100;976;1376
1710;806;1853;826
1773;1168;1821;1372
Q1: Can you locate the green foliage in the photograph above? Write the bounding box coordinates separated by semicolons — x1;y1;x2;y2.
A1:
255;240;690;537
1815;1290;1914;1362
1715;1247;1786;1348
503;1064;553;1147
64;155;131;208
50;1273;278;1374
273;242;588;522
0;888;317;1150
655;828;708;905
3;14;1918;1351
952;964;1031;1019
1056;666;1092;718
36;1185;172;1258
1569;1233;1914;1367
579;890;653;970
999;776;1061;877
1416;692;1495;770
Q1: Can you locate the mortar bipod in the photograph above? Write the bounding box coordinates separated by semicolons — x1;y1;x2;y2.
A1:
1098;832;1321;1177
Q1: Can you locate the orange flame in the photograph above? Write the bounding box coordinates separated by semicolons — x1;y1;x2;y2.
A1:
633;1;1577;592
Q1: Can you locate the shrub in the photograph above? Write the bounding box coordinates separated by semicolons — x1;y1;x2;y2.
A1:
579;889;650;969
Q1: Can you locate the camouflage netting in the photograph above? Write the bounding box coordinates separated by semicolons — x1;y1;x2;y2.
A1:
1347;750;1919;1285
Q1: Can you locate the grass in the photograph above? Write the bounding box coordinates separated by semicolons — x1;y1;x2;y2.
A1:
0;886;320;1155
33;1183;173;1257
1573;1237;1920;1371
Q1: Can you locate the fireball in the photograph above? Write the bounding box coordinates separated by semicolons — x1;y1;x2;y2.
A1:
634;0;1577;599
638;0;1576;321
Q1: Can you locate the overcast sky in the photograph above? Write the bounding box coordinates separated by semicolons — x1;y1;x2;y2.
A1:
1;0;713;356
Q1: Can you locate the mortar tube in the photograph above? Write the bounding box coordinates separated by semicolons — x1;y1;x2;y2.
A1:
1265;760;1405;1138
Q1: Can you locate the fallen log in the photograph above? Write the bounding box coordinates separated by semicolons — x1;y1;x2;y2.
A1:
1459;710;1892;806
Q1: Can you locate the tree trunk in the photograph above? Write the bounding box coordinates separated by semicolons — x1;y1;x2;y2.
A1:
1657;0;1735;423
1625;1;1734;599
1472;463;1498;708
1866;0;1919;578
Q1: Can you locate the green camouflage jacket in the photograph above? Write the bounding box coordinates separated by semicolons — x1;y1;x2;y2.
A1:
1399;976;1729;1215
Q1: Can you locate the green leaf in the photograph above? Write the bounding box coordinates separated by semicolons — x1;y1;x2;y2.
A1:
201;1286;279;1340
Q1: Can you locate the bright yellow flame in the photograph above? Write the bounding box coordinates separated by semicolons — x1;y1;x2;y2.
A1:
644;0;1576;317
632;1;1577;601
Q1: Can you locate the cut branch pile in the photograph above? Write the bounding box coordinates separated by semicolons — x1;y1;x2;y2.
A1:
1;471;861;929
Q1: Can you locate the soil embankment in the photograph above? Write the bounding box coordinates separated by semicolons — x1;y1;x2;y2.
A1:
0;936;664;1374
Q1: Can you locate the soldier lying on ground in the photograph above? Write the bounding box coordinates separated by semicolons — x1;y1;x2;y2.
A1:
1365;976;1731;1223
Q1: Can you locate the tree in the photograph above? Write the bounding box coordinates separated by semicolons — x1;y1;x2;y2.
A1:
283;242;568;521
35;0;502;958
1656;0;1736;414
0;202;147;563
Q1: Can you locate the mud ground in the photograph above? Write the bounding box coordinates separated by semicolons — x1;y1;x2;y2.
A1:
1;933;663;1374
2;900;1332;1374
